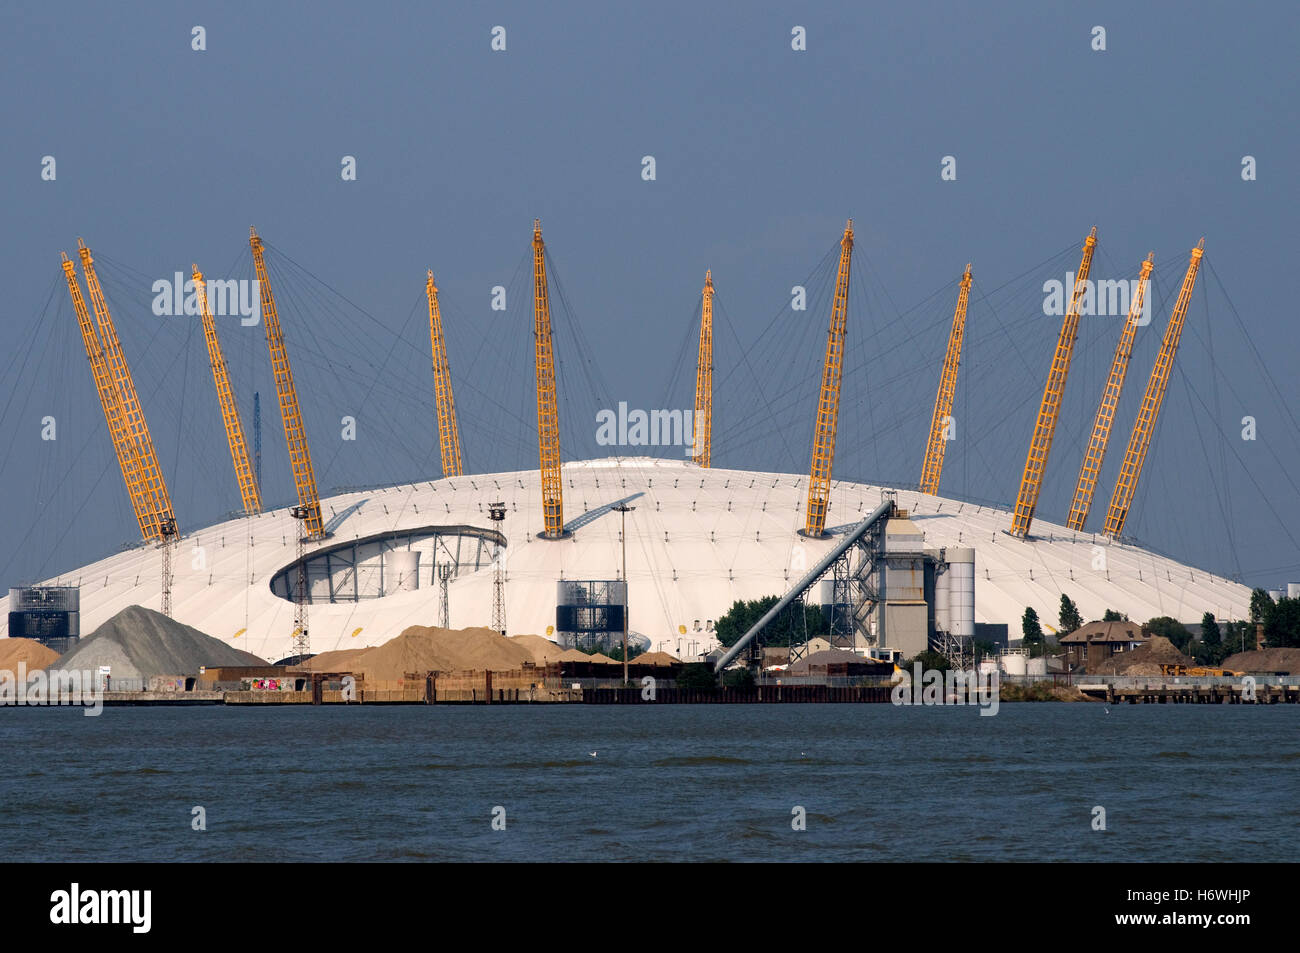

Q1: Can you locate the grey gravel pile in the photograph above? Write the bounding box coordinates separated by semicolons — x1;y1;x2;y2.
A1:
51;605;265;680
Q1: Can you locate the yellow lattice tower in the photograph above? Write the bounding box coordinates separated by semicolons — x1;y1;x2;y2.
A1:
1009;227;1097;538
61;252;152;540
1103;240;1205;538
919;264;972;496
1065;253;1153;531
692;270;714;467
804;220;854;537
250;227;324;539
194;264;262;515
77;239;177;543
532;220;564;538
426;270;463;478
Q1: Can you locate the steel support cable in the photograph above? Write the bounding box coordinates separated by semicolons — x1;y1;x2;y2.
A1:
264;258;429;486
709;250;838;467
546;247;613;417
710;239;840;396
1197;276;1239;573
1169;366;1235;578
1163;362;1300;553
0;273;62;498
1180;316;1300;507
657;293;703;416
1;289;184;580
1205;257;1300;441
712;297;807;469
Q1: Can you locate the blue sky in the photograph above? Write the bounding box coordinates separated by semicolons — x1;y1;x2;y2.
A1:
2;1;1297;590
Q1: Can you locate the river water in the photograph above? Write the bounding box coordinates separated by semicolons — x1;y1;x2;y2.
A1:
2;704;1296;861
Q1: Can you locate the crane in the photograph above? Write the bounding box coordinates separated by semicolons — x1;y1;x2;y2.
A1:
1065;253;1153;531
1009;227;1097;538
1103;240;1205;538
426;270;464;478
531;219;565;538
61;252;152;540
692;270;714;467
919;264;972;496
194;265;262;515
804;220;854;537
77;240;180;614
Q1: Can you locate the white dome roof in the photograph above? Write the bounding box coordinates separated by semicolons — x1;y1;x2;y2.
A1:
15;456;1249;661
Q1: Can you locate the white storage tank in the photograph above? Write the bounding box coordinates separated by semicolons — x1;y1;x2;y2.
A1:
1002;653;1027;676
978;659;998;676
947;548;975;639
934;565;952;633
386;550;421;593
1269;589;1285;602
1026;657;1048;677
1288;583;1300;600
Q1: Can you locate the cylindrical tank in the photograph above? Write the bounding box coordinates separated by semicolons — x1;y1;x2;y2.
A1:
978;659;997;676
947;548;975;639
1268;589;1285;602
1002;653;1027;676
1026;657;1048;677
934;567;952;634
387;550;420;593
1288;583;1300;600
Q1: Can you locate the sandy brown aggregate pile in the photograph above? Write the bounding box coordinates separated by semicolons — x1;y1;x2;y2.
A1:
296;648;369;672
508;634;564;665
1222;648;1300;674
327;625;535;680
0;638;60;672
633;651;682;666
1092;636;1194;675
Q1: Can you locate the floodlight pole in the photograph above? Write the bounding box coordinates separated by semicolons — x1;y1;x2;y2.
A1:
613;503;635;685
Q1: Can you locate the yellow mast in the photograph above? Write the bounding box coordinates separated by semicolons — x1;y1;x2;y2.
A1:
194;264;262;515
919;264;972;496
1065;253;1153;531
426;270;463;478
249;227;324;540
1103;240;1205;538
1009;227;1097;538
62;252;152;539
532;220;564;538
692;269;714;467
77;239;177;544
804;220;854;537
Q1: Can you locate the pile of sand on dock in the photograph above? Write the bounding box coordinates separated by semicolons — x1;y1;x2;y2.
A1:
297;647;369;672
302;625;536;680
552;648;620;664
1092;635;1193;676
0;638;60;672
509;634;564;665
635;650;682;666
50;605;266;681
1222;647;1300;675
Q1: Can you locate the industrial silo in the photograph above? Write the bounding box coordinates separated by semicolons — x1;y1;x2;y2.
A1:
947;548;975;641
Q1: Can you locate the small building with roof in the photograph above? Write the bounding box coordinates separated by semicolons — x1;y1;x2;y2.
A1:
1060;620;1150;672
